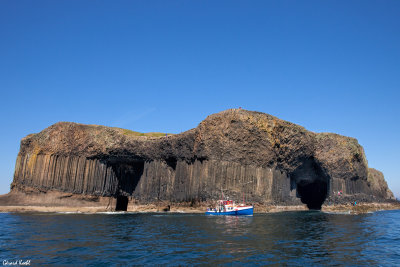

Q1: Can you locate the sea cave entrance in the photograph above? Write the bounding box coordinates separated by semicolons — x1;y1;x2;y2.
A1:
291;157;329;210
115;196;128;211
296;180;328;210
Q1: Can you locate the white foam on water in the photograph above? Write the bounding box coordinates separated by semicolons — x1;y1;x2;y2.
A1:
55;211;83;214
172;210;185;213
323;210;352;215
54;211;136;215
95;211;127;214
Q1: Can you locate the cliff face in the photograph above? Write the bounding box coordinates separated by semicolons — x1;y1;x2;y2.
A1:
10;109;394;209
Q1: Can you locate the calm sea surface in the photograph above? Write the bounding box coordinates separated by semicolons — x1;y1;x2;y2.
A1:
1;210;400;266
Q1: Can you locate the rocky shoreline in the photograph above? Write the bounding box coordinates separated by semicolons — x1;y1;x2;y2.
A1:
1;203;399;214
1;189;398;215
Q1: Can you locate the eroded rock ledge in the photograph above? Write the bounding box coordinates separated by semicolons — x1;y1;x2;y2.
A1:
4;109;395;210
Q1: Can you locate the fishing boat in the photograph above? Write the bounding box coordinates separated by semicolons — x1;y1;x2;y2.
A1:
205;200;254;216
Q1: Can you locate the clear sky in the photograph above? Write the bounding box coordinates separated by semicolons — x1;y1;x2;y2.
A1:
1;1;399;198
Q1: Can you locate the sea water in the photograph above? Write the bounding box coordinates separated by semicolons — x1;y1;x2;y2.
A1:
1;210;399;266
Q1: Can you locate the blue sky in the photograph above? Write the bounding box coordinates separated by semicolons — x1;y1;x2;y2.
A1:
1;1;399;198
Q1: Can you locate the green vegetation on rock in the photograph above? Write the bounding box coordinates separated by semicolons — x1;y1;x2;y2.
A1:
116;128;173;138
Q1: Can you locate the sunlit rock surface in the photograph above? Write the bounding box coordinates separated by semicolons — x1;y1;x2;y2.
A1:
7;109;394;209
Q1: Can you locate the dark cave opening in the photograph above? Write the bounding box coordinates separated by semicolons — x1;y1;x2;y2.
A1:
115;196;128;211
111;161;145;195
297;180;328;210
291;157;330;210
166;157;177;170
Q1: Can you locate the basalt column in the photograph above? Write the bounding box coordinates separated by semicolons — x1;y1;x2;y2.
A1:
7;109;394;209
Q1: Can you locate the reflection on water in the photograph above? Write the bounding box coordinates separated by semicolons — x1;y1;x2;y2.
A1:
212;215;253;234
1;210;400;265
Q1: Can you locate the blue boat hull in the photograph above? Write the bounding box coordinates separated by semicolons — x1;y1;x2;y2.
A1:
205;207;253;216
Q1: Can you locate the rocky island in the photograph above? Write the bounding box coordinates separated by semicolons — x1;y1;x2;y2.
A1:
0;109;397;213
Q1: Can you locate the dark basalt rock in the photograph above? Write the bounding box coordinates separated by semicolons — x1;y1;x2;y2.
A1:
9;109;394;210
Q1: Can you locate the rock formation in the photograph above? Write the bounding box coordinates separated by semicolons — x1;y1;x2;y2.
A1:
6;109;394;210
